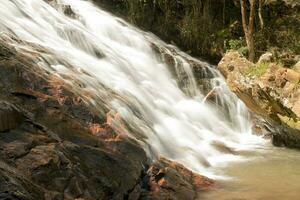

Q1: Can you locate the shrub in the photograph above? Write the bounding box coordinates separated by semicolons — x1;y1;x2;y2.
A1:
246;62;270;77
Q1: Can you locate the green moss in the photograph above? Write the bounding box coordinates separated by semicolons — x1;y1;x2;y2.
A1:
246;62;270;77
278;114;300;130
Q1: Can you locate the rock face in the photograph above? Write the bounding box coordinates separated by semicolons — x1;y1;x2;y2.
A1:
0;102;24;132
150;42;216;97
218;52;300;148
0;37;213;199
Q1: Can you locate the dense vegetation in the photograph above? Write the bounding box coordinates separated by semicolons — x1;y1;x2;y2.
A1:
94;0;299;64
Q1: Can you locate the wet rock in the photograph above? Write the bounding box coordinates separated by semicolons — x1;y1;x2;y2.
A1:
3;141;32;158
150;41;216;97
0;101;24;132
211;141;237;155
0;39;146;199
140;157;214;200
45;0;77;19
62;5;76;18
271;123;300;148
251;115;273;138
0;159;45;200
0;35;212;199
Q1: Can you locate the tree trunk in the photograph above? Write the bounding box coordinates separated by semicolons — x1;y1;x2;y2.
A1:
223;0;226;26
248;32;255;62
248;0;256;62
240;0;256;62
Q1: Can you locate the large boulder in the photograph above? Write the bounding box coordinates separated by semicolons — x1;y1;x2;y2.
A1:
218;51;300;148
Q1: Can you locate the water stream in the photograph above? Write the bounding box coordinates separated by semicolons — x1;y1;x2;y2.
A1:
202;146;300;200
0;0;299;198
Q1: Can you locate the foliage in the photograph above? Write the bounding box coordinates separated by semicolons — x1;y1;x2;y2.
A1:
226;38;248;56
94;0;239;62
255;5;300;57
94;0;300;63
246;62;270;76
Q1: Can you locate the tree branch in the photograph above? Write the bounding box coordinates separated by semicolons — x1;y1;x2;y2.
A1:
240;0;248;35
258;0;264;29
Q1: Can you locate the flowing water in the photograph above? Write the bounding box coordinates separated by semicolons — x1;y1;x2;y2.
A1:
0;0;299;198
202;146;300;200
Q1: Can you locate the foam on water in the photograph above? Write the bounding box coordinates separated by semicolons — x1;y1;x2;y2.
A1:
0;0;266;178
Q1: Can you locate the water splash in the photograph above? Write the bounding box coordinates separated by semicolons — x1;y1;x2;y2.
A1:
0;0;266;177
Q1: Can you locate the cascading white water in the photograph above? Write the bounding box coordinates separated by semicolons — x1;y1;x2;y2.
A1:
0;0;266;177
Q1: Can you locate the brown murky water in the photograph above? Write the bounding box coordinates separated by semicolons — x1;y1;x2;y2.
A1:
202;147;300;200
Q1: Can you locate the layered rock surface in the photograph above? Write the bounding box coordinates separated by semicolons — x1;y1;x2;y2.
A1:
0;36;213;199
218;52;300;148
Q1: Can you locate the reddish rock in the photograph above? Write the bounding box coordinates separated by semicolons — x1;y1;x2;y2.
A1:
0;33;213;199
141;157;214;200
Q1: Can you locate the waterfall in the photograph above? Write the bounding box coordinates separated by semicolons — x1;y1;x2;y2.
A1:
0;0;265;177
